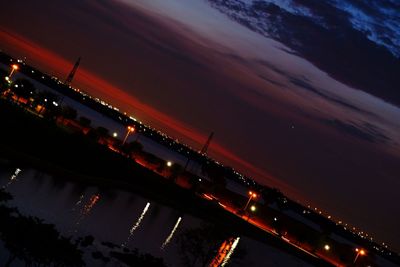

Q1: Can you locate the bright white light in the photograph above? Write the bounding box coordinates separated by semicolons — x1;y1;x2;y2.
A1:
3;168;22;189
161;217;182;249
221;237;240;267
123;202;151;246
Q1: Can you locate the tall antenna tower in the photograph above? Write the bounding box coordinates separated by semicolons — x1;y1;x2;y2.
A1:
200;132;214;155
65;57;81;86
183;131;214;172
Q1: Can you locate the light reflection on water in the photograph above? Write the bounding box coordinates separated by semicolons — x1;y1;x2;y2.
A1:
0;164;201;266
72;193;101;233
161;216;182;250
0;162;313;267
210;237;241;267
1;167;22;189
123;202;151;246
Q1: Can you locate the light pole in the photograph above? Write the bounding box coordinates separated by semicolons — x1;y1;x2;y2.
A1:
243;191;257;211
122;126;134;145
353;248;365;264
8;64;19;79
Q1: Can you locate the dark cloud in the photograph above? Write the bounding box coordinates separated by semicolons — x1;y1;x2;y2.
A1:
257;74;286;87
322;119;390;144
289;76;374;115
208;0;400;107
255;60;289;77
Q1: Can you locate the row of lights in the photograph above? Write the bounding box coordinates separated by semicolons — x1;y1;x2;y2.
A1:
244;188;368;265
305;203;383;247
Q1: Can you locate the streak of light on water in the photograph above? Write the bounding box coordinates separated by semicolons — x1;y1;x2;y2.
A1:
71;194;101;233
72;194;85;212
221;237;240;266
123;202;151;246
209;236;240;267
82;194;101;216
161;216;182;250
2;168;21;189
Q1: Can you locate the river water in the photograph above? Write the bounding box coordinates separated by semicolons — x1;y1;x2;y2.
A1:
0;160;314;267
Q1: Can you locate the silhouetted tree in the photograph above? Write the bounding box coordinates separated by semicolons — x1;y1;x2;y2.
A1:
79;235;94;247
169;163;183;182
176;223;230;267
78;116;91;127
143;152;163;167
122;141;143;158
110;249;167;267
262;187;289;212
61;105;78;121
156;159;168;173
96;126;109;137
0;189;84;267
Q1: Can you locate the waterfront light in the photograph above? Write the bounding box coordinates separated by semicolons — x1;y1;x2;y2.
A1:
243;190;258;211
354;248;366;263
8;64;19;79
122;126;135;145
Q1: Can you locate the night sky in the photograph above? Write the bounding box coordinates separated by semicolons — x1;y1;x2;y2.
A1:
1;0;399;251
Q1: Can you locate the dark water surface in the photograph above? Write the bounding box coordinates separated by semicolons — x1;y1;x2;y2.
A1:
0;160;311;266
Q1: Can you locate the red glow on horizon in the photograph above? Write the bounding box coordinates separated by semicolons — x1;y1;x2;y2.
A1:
0;28;300;197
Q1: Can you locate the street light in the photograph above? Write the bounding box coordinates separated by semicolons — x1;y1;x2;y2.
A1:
324;244;330;251
113;132;118;138
246;205;257;222
8;64;19;79
353;248;365;263
243;191;257;211
122;126;134;145
167;161;172;167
